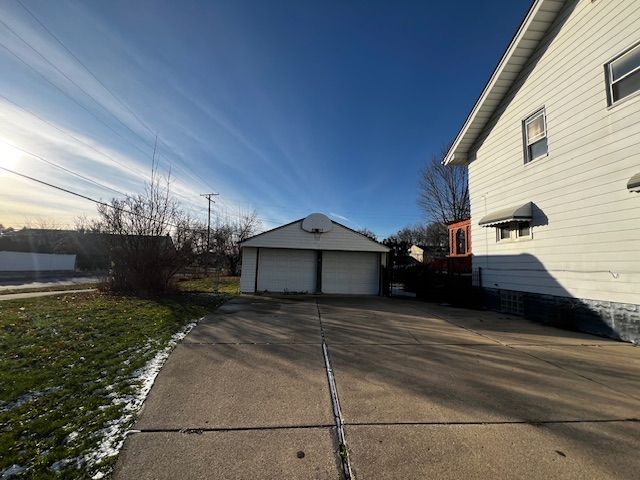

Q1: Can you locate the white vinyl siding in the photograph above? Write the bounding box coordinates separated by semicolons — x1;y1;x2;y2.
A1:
322;251;379;295
242;222;388;253
256;248;316;293
468;0;640;305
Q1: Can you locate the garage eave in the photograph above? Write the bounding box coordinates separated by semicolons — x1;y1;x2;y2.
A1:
240;218;389;253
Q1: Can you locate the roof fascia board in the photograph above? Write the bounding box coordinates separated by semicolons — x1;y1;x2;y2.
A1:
240;218;390;252
444;0;554;165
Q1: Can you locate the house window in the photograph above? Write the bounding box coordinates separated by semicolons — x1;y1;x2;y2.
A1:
496;222;531;242
607;42;640;105
517;222;531;238
497;225;511;242
455;228;466;255
523;108;547;163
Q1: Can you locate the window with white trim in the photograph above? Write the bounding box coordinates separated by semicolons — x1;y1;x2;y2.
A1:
523;108;548;163
496;221;532;242
606;42;640;105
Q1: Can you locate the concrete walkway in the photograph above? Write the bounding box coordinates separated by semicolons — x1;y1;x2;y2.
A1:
0;288;96;301
113;296;640;479
0;275;99;290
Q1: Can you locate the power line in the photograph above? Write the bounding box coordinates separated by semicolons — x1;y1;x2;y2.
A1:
0;40;156;161
0;93;150;180
0;16;154;154
0;21;218;199
15;0;156;138
0;164;186;229
0;139;129;197
6;5;221;196
0;72;214;207
0;165;276;232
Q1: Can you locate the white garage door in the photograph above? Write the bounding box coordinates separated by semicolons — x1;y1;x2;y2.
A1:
322;251;379;295
257;248;317;293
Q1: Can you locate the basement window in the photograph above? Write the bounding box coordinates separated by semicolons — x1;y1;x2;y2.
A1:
523;108;548;163
607;42;640;105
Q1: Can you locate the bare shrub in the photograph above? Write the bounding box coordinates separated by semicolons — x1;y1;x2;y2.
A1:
96;175;201;294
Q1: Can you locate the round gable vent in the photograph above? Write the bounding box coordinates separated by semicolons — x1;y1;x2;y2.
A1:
301;213;333;233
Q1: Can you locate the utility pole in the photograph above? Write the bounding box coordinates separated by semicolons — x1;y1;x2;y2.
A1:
200;193;219;262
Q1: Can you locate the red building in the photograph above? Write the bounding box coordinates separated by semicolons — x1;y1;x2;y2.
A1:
447;218;471;257
446;218;471;274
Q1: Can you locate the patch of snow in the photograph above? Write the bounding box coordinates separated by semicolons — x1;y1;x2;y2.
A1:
81;317;203;479
64;431;79;444
1;464;25;479
49;459;72;473
0;386;61;413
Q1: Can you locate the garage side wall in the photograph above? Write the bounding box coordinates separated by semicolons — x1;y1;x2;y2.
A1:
240;247;257;293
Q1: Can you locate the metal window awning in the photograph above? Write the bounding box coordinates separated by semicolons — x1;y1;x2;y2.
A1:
628;172;640;192
479;202;533;227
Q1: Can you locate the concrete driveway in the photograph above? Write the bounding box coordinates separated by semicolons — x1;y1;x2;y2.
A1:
113;296;640;479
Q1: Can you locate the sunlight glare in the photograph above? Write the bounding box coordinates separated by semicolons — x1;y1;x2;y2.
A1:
0;141;23;174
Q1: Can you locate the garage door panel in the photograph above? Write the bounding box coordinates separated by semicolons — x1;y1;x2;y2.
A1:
322;251;379;295
257;249;316;293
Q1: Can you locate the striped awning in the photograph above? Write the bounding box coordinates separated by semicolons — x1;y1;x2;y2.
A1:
628;173;640;192
479;202;533;227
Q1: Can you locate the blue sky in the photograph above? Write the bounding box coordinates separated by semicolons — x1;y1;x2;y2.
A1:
0;0;531;238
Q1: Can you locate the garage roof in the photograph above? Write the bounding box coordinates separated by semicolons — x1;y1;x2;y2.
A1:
240;216;389;253
444;0;566;165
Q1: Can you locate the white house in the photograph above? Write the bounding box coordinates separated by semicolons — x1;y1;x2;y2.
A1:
444;0;640;342
239;213;389;295
408;244;425;263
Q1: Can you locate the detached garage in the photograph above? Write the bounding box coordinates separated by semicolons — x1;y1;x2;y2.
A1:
239;213;389;296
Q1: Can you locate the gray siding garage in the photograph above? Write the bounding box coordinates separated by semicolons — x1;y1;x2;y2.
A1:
240;213;389;295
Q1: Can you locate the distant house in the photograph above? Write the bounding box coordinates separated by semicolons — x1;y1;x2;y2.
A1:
0;251;76;273
444;0;640;342
0;229;175;271
408;245;425;263
408;244;447;263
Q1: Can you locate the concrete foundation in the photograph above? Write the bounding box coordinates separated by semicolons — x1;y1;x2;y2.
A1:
482;288;640;344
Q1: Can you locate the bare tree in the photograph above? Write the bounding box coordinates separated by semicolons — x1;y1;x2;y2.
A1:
96;174;200;293
74;215;103;233
356;227;378;241
421;222;448;247
418;146;470;224
210;211;261;275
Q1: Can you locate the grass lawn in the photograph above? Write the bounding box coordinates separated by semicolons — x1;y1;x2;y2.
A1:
175;275;239;294
0;291;227;479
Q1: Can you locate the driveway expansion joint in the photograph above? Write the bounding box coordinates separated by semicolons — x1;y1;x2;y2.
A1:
317;300;353;480
131;424;336;434
343;418;640;427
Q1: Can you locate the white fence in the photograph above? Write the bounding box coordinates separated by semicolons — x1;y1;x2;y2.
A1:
0;251;76;272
